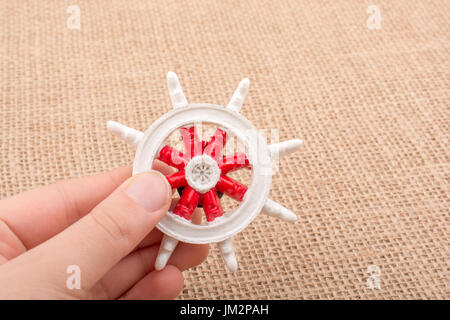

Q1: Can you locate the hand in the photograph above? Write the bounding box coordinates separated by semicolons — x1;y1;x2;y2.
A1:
0;163;209;299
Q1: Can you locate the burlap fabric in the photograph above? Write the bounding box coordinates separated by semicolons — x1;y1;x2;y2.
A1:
0;1;448;299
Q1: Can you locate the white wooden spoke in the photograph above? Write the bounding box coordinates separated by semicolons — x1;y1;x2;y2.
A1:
107;120;143;147
268;139;303;159
226;78;249;113
219;237;238;272
262;198;298;222
167;71;188;109
155;235;179;271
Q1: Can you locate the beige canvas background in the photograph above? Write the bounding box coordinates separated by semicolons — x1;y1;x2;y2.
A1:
0;0;449;299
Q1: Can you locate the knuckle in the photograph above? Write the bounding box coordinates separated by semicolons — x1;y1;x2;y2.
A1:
54;180;83;222
90;205;131;245
105;168;127;188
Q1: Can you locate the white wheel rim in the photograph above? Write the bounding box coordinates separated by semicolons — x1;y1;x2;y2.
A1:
133;104;272;244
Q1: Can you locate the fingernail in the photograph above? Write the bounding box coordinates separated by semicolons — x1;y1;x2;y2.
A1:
125;172;171;212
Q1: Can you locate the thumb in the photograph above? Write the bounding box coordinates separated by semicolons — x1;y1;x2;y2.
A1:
16;171;172;292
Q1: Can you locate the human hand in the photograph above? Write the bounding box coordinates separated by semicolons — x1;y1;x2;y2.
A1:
0;163;209;299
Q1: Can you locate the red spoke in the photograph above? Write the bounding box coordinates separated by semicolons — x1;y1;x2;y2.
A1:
180;126;202;159
173;186;200;220
202;189;224;222
203;128;227;159
215;175;248;201
218;153;250;174
165;171;187;189
158;145;188;170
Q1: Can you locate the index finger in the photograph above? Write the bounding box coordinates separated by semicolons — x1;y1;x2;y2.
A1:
0;161;173;250
0;166;131;250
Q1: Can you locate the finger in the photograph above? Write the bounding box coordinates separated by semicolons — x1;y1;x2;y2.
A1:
154;159;176;176
0;166;131;250
136;205;203;250
134;198;180;250
0;161;173;252
90;241;208;299
191;208;203;224
6;171;172;293
121;265;184;300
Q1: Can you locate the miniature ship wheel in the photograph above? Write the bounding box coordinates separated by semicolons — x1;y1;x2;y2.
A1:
107;72;302;271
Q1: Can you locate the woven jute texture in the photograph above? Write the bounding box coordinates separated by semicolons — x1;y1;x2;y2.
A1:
1;1;449;299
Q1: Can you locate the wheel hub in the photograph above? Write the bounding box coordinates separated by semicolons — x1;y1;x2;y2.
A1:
184;155;221;193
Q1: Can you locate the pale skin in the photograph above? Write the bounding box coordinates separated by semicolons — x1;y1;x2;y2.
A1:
0;161;209;299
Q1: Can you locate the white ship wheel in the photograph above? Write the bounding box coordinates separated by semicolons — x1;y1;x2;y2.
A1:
107;72;302;272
